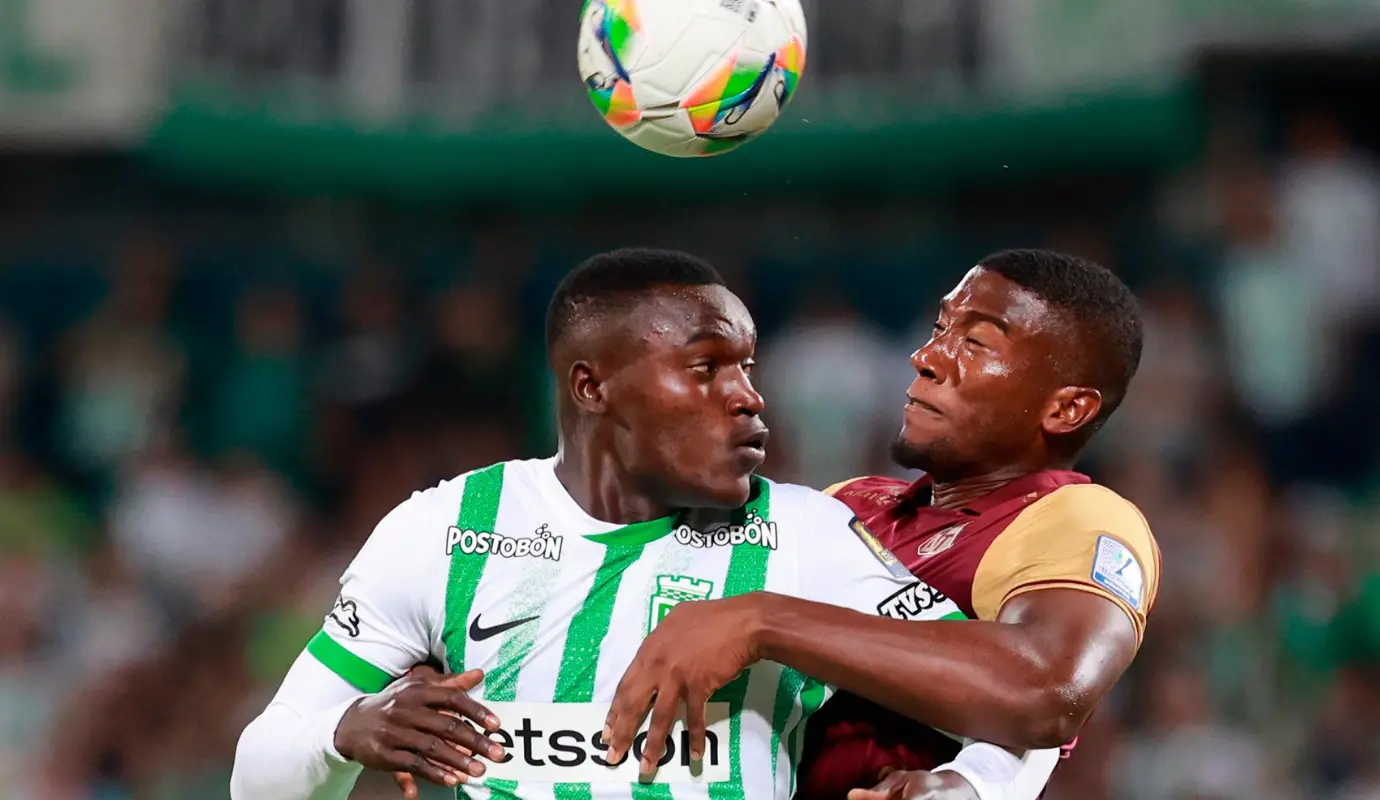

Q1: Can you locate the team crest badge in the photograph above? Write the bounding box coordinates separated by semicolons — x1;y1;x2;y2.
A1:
917;523;966;559
648;574;715;633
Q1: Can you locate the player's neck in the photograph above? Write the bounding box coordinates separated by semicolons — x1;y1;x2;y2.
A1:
927;468;1036;510
553;444;675;526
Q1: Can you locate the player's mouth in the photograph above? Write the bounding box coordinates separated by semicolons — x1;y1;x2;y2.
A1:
731;425;770;465
906;395;944;417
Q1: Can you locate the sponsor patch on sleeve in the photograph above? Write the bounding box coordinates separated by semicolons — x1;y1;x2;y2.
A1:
849;516;915;580
1091;535;1144;611
327;595;362;637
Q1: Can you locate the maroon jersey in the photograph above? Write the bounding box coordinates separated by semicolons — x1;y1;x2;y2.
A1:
794;472;1160;800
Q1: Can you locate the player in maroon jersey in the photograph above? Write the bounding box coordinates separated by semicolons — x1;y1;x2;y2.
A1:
603;249;1160;800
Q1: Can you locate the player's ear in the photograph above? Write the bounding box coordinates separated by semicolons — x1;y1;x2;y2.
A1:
569;360;609;414
1042;385;1101;436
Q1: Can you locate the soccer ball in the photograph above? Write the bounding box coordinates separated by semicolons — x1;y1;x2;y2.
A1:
577;0;807;157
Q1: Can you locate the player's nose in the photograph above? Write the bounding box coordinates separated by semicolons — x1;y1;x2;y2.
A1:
727;378;765;416
911;343;947;383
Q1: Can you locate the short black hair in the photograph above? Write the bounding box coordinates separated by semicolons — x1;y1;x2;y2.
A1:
979;248;1143;432
545;248;725;355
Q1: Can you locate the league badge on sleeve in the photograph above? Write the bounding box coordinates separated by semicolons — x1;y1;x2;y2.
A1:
1091;535;1144;611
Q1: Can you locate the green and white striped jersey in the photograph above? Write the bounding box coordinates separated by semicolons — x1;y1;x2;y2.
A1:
307;457;963;800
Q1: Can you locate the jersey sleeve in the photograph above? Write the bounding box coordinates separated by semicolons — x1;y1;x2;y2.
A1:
231;651;367;799
932;742;1060;800
971;484;1161;643
307;494;437;692
797;490;964;622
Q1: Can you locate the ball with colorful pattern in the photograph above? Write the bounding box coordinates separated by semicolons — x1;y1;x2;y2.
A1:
577;0;807;157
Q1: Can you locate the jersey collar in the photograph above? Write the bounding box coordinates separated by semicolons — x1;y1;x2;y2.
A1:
901;470;1091;516
583;516;680;547
533;457;682;547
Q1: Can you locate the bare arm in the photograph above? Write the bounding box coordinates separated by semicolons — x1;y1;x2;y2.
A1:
602;587;1133;763
756;588;1137;749
779;479;1157;749
603;485;1154;764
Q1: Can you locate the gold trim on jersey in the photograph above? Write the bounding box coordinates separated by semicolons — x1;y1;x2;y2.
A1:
971;484;1161;645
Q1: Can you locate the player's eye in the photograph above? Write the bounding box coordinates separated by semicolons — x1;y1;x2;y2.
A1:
965;337;987;349
931;322;946;335
691;361;716;376
742;359;756;376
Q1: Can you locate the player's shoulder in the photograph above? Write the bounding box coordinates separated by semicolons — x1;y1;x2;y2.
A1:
756;477;867;535
994;481;1159;574
364;458;541;553
759;475;844;509
1019;481;1153;539
821;475;913;517
341;459;547;614
759;476;920;582
394;457;547;517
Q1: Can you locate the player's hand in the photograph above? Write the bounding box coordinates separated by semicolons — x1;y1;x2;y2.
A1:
848;769;980;800
334;663;503;789
603;593;766;774
389;664;479;797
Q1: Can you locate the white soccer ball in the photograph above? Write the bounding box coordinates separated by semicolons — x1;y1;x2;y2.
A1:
577;0;808;157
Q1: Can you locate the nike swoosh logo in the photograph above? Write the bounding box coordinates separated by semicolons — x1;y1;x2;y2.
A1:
469;614;539;642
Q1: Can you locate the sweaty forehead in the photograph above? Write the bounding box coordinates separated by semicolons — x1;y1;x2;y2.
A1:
944;266;1061;336
624;284;756;349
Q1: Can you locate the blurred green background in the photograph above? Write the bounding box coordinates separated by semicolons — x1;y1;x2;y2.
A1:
4;0;1380;797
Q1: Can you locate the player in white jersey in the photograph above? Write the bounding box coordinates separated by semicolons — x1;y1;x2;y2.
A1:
231;250;1060;800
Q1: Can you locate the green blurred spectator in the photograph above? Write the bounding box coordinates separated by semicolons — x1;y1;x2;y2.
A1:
52;238;186;489
0;448;94;556
1330;571;1380;668
207;288;309;484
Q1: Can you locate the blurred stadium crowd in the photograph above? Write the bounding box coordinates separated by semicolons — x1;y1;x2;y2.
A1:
4;107;1380;800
